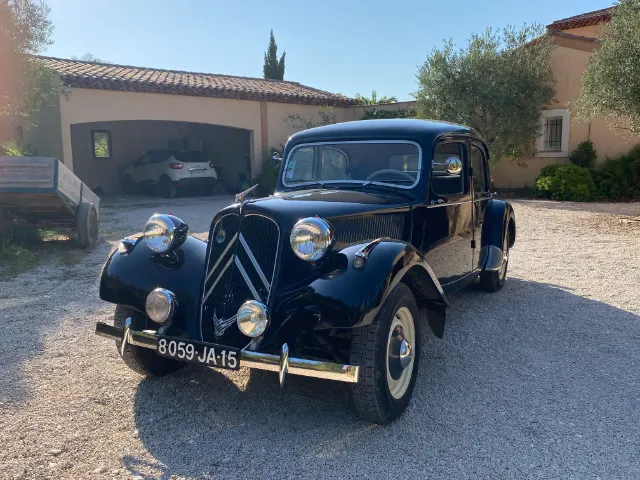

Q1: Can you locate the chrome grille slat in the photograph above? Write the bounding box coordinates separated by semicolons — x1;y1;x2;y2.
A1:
200;212;280;346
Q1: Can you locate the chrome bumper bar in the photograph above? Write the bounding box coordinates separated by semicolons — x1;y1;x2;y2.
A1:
95;321;359;385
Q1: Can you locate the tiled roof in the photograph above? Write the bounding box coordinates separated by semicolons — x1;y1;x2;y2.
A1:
548;7;615;31
37;56;358;107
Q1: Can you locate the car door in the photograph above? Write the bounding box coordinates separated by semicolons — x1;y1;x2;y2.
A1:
470;140;491;270
423;140;474;289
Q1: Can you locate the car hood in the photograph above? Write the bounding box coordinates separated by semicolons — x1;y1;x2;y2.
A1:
242;188;411;225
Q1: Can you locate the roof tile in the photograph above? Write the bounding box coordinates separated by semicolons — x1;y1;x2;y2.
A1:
37;56;358;107
548;7;615;31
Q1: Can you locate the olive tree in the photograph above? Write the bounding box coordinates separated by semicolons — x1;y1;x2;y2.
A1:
415;24;555;164
0;0;59;128
575;0;640;133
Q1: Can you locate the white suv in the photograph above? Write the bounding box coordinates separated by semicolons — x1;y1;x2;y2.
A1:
122;150;219;198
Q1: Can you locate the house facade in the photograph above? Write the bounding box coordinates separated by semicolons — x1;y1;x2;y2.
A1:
492;7;640;189
16;57;377;194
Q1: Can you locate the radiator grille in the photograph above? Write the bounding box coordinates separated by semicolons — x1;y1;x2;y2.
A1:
200;213;279;346
333;213;405;246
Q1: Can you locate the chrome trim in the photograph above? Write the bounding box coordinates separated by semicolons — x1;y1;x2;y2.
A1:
279;343;289;387
95;322;359;384
143;214;187;253
282;140;422;190
353;237;388;269
203;256;233;303
290;217;335;262
426;197;491;208
205;232;237;283
234;184;259;204
145;288;177;324
239;233;270;290
235;256;261;301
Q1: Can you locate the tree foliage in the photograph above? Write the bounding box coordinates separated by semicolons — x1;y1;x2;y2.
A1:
287;106;337;130
355;90;398;105
574;0;640;133
415;24;555;164
0;0;59;128
71;52;111;64
263;29;285;80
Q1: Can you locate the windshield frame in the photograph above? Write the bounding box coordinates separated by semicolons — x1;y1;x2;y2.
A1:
281;140;423;190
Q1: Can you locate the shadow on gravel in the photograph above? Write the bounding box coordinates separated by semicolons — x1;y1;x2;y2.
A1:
126;278;640;479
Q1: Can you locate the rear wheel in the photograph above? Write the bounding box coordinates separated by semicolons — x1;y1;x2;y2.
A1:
114;305;183;376
158;176;176;199
350;283;421;424
480;228;510;292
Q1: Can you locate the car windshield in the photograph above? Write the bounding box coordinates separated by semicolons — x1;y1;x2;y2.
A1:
283;141;421;188
177;151;208;162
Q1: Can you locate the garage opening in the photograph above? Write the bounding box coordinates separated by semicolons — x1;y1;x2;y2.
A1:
70;120;252;197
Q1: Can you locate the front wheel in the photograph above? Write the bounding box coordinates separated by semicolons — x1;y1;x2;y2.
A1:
350;283;421;424
114;305;184;376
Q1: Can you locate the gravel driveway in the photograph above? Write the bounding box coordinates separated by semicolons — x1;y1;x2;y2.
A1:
1;196;639;479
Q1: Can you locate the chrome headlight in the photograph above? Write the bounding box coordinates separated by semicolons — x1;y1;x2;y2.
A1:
145;288;177;324
237;300;269;337
290;217;334;262
143;214;188;253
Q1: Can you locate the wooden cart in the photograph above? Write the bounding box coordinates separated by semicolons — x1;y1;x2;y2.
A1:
0;157;100;248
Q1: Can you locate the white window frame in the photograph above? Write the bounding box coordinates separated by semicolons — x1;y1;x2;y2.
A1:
535;108;570;158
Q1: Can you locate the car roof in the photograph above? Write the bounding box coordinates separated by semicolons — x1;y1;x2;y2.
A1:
288;119;479;144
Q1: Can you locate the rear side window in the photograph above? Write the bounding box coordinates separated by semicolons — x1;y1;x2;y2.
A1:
431;143;464;196
471;145;488;193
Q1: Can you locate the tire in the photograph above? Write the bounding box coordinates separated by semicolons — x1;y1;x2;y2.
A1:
122;175;136;194
479;228;510;292
158;176;176;199
76;202;98;249
114;305;184;376
350;283;421;424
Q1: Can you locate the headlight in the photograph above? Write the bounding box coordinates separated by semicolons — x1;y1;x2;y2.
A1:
143;214;188;253
290;217;334;262
237;300;269;337
145;288;177;324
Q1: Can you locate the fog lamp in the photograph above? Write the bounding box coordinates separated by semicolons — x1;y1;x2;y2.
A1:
237;300;269;337
145;288;177;324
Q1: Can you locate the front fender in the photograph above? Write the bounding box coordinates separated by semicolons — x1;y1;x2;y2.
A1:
479;199;516;271
271;240;449;340
99;234;207;340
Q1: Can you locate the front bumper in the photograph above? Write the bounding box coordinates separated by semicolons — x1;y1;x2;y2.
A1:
95;321;359;385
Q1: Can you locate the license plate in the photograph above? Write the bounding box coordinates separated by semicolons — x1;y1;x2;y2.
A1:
156;337;240;370
189;169;206;175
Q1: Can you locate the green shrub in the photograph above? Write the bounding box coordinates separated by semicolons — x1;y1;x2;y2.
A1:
592;144;640;200
361;108;416;120
533;164;596;201
568;141;597;168
255;148;282;197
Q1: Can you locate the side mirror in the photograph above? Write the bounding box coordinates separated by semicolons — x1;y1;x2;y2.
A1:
272;152;283;162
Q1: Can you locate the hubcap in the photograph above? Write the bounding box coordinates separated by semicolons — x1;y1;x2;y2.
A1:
386;306;416;400
499;232;509;279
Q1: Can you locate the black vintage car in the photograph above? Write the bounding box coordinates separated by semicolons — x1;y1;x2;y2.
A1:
96;119;516;424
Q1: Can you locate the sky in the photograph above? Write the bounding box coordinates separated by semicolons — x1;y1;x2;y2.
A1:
43;0;612;101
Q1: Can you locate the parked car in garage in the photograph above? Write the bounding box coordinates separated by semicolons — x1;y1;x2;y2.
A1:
96;119;516;424
122;150;218;198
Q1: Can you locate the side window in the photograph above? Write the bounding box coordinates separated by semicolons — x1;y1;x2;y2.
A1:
470;144;488;193
135;153;151;166
431;143;465;196
320;148;347;180
284;147;314;182
153;152;170;164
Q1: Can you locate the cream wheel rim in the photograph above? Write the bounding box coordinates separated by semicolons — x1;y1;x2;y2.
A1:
386;306;416;400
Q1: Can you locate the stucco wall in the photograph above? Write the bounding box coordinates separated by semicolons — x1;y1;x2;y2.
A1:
69;120;250;193
563;25;603;38
59;88;262;176
492;44;640;189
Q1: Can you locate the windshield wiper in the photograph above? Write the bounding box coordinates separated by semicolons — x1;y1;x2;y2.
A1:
286;179;325;188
